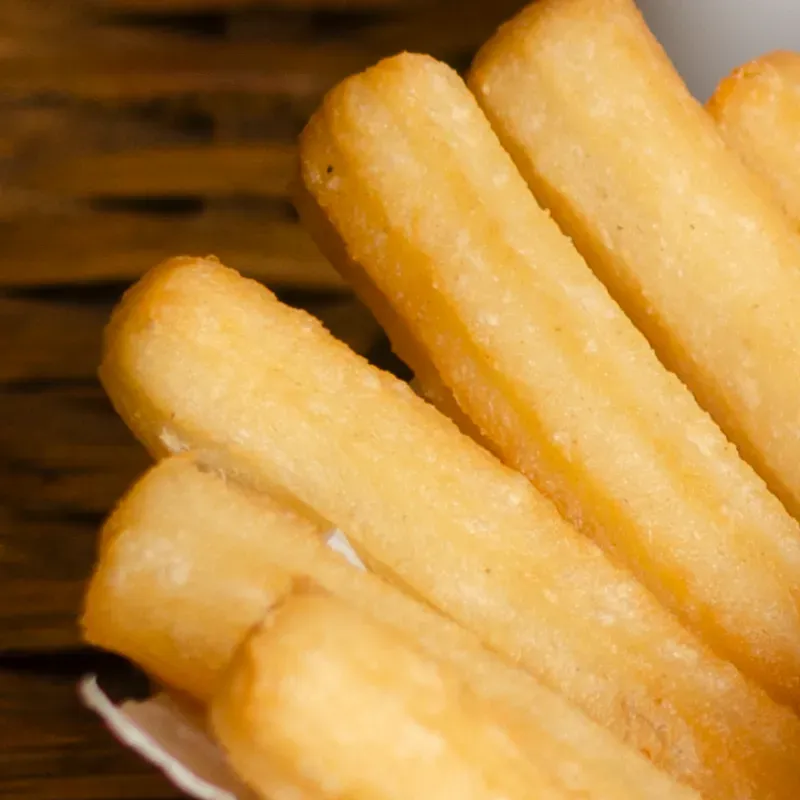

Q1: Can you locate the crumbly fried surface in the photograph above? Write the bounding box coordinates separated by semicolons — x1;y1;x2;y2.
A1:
100;256;800;799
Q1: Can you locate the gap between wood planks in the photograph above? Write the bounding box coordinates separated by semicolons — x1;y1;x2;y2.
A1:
0;208;347;288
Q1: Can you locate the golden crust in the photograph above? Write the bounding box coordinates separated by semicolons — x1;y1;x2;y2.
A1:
82;455;307;700
292;175;488;446
708;51;800;227
211;593;568;800
100;255;800;798
470;0;800;524
299;49;800;710
84;456;695;799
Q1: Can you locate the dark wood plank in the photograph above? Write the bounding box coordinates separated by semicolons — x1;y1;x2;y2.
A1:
19;144;296;197
3;35;376;101
0;0;523;795
0;294;382;512
0;295;380;652
0;666;179;798
0;511;97;652
227;0;521;54
0;299;107;382
0;102;217;166
0;384;149;517
0;211;344;288
0;97;313;172
87;0;418;8
0;1;80;34
1;1;510;103
354;0;522;56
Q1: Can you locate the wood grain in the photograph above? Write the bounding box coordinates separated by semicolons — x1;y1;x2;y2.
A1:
0;297;380;505
0;667;178;798
0;0;524;793
3;37;377;101
0;385;150;517
1;2;509;101
88;0;418;9
0;211;344;288
0;299;108;382
0;511;97;652
19;144;297;197
0;1;79;34
0;289;380;653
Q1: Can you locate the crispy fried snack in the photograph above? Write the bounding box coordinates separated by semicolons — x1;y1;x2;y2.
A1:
293;177;485;444
470;0;800;523
100;257;800;798
709;51;800;227
211;592;575;800
84;459;306;700
298;51;800;708
84;456;696;800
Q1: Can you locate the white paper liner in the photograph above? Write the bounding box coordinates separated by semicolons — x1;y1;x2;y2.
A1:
325;528;367;571
80;529;365;799
80;676;252;799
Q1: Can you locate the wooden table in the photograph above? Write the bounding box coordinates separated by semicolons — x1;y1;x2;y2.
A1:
0;0;524;796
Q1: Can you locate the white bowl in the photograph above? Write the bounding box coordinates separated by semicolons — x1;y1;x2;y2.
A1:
636;0;800;100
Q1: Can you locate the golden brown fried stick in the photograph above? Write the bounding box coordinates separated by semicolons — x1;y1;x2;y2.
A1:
293;177;485;444
470;0;800;523
100;256;800;798
212;592;574;800
709;51;800;227
298;51;800;708
85;460;306;700
84;456;697;800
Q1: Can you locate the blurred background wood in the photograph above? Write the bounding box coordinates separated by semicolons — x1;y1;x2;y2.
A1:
0;0;524;795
